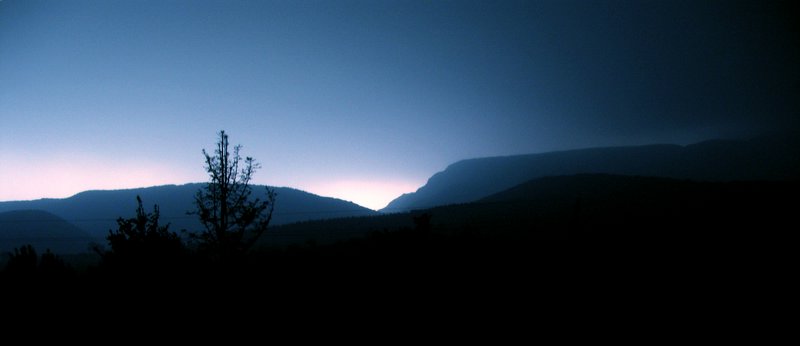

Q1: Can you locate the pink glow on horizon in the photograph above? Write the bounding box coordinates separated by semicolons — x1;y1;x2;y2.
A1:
0;152;424;210
303;179;422;211
0;154;201;201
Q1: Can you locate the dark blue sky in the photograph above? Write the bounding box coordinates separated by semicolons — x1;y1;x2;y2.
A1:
1;0;797;209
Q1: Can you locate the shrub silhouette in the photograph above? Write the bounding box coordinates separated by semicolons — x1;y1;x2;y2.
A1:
97;196;185;274
4;245;38;276
3;245;72;279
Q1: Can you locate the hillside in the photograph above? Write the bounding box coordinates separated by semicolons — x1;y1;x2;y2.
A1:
474;174;798;239
0;184;377;239
382;133;800;212
265;174;799;246
0;210;94;254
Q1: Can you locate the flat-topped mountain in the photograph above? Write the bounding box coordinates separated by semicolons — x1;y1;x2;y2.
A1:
383;134;800;212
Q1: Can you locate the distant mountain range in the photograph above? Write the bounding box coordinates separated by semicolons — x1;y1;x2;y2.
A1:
382;133;800;212
0;184;377;253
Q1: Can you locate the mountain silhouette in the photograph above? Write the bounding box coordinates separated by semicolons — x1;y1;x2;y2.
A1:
0;184;377;242
0;210;94;254
382;133;800;212
271;174;798;246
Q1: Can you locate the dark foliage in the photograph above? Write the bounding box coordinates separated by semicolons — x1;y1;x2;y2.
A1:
95;196;185;275
5;244;37;274
2;244;73;279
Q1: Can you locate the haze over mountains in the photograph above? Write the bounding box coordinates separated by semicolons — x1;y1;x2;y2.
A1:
382;133;800;212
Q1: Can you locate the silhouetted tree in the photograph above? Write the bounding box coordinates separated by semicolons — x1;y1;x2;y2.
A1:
99;196;184;272
193;131;275;260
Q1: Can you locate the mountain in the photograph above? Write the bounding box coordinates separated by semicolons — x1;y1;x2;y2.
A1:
0;210;94;254
268;174;798;247
382;133;800;212
0;184;377;239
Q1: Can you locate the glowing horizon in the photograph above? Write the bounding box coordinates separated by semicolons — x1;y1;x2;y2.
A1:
0;177;422;212
0;153;424;210
301;179;422;211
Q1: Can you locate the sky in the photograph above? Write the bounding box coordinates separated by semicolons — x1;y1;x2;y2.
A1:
1;0;797;210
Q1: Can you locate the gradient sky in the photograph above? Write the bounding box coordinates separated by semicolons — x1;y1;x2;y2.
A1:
1;0;797;209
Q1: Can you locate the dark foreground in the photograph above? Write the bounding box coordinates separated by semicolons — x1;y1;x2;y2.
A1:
1;175;796;287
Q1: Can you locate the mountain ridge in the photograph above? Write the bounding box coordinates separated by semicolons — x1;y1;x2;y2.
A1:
382;134;800;212
0;184;377;240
